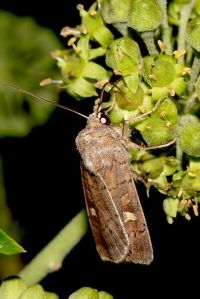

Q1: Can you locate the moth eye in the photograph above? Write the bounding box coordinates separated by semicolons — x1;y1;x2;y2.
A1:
98;111;110;125
100;116;108;124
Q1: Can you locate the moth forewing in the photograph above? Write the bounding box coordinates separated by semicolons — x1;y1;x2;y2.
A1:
80;163;129;263
75;113;153;264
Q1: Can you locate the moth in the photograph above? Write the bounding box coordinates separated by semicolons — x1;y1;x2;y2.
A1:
75;109;153;264
6;84;153;264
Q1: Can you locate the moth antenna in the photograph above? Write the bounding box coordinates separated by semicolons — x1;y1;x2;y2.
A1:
98;80;119;109
97;76;128;116
4;84;88;119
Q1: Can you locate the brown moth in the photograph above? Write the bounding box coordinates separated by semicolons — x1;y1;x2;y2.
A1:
6;84;153;264
75;109;153;264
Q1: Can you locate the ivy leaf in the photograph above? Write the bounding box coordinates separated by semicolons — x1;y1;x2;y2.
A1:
0;229;26;255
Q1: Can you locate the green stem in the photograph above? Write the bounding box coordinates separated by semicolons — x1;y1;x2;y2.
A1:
158;0;173;54
113;23;129;36
140;31;159;55
175;141;183;171
18;210;88;286
187;53;200;94
177;0;195;64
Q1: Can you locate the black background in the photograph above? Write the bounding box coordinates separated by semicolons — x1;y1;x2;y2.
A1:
0;1;200;298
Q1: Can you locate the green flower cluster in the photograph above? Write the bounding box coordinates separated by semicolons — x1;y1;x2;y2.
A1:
48;3;113;98
45;0;200;223
0;277;113;299
0;277;58;299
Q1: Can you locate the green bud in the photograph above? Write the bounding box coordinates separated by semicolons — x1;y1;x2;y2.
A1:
99;291;114;299
134;98;177;147
163;157;179;176
176;115;199;135
106;37;141;75
128;0;162;32
100;0;131;23
108;106;125;124
163;197;179;223
173;170;187;185
182;169;200;196
151;86;169;102
45;292;59;299
0;278;60;299
142;55;177;88
19;284;46;299
140;157;164;179
179;124;200;157
65;77;98;99
68;287;99;299
114;82;144;111
187;17;200;52
68;287;113;299
0;277;26;299
170;77;186;96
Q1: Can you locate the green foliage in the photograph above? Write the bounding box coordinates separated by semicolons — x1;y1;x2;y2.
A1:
0;8;65;280
46;0;200;224
0;230;25;255
0;10;64;269
0;11;62;137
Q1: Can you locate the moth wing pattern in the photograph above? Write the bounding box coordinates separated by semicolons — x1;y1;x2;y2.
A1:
80;162;129;263
111;145;153;264
80;144;153;264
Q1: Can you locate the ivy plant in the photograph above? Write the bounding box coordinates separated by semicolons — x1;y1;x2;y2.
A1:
2;0;200;298
42;0;200;224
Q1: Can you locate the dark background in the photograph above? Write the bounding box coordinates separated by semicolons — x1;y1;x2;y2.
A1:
0;1;200;298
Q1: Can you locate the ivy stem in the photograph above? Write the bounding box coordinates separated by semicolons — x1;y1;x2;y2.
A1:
177;0;195;64
187;53;200;94
140;31;159;54
113;23;129;36
18;210;88;286
157;0;173;54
